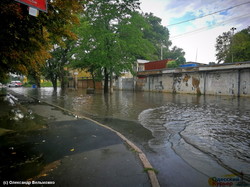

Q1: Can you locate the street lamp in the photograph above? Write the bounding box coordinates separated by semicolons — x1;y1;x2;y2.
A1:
231;27;236;63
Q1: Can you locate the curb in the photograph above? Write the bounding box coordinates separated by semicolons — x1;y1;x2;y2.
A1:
9;91;160;187
41;101;160;187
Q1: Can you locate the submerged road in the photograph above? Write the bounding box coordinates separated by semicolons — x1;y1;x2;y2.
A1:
0;90;155;186
4;87;250;187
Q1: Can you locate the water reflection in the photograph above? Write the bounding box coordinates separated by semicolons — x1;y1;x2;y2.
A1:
0;93;47;180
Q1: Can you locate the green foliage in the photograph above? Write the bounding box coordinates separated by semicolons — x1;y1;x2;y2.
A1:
70;1;186;92
43;40;75;89
23;81;59;87
167;46;186;65
71;0;155;92
231;27;250;62
215;31;231;63
143;167;159;174
139;13;185;62
0;0;85;79
118;12;156;62
167;61;178;68
0;0;187;87
142;13;171;60
216;26;250;63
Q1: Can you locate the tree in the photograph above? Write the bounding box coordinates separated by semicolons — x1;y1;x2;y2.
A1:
118;12;156;62
215;31;231;63
142;13;172;60
167;60;178;68
215;26;250;63
168;46;186;65
141;13;185;64
70;16;105;90
0;0;85;83
231;27;250;62
43;40;75;90
72;0;156;93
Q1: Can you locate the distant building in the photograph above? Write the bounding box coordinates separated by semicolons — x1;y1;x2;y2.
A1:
137;59;150;72
114;59;173;90
119;59;150;78
144;59;173;70
67;68;102;89
180;61;207;68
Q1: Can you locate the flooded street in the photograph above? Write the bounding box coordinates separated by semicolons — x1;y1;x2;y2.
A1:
10;87;250;186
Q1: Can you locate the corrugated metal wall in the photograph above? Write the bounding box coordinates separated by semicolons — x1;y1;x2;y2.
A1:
144;60;168;70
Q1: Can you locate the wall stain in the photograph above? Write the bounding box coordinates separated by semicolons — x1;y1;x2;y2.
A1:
173;74;182;93
243;81;247;95
192;77;201;95
183;74;190;86
214;73;221;80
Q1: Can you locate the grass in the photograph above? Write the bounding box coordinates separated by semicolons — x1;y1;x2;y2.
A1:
23;81;61;88
143;168;159;174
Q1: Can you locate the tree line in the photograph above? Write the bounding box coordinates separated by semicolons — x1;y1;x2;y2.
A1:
0;0;187;92
1;0;248;93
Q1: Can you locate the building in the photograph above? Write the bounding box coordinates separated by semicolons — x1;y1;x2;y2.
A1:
144;59;173;70
179;61;207;68
114;59;173;90
137;59;150;72
67;69;102;89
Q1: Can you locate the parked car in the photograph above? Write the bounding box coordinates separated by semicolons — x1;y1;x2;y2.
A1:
8;81;23;87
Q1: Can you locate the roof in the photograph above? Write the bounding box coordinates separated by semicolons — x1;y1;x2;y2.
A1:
144;59;172;70
137;59;150;64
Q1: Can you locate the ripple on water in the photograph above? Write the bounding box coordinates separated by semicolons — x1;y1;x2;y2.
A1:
139;103;250;177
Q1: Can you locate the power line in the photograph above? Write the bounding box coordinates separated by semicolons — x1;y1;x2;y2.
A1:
167;1;250;27
170;13;250;39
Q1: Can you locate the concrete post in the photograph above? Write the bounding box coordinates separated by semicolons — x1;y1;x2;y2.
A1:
74;72;78;90
238;69;241;97
203;72;207;95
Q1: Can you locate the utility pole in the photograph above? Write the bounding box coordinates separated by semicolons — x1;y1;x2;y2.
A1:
160;43;166;60
195;48;198;62
161;45;163;60
231;27;236;63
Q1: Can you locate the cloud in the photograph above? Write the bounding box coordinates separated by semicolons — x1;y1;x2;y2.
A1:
139;0;250;63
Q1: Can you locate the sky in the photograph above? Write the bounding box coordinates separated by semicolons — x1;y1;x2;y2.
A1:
139;0;250;64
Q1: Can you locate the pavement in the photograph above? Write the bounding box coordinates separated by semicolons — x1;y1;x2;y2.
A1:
0;89;158;187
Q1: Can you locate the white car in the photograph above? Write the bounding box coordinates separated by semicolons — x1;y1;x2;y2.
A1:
8;81;23;87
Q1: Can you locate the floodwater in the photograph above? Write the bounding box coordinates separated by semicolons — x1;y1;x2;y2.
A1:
10;87;250;186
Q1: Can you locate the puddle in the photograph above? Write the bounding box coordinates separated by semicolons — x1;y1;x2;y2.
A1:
0;93;48;180
0;96;47;134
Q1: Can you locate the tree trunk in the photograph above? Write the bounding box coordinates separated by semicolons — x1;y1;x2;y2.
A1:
104;67;109;93
35;75;41;88
110;73;113;94
52;77;57;90
91;71;96;90
74;75;78;90
60;74;66;90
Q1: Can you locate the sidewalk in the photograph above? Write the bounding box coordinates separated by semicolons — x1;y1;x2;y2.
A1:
0;90;158;186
